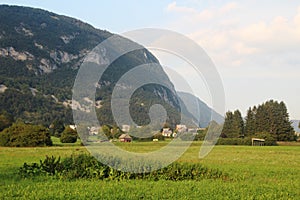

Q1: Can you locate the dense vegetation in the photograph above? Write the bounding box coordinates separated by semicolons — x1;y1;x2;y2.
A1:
221;100;296;142
60;127;78;143
0;111;14;131
0;122;52;147
19;154;226;181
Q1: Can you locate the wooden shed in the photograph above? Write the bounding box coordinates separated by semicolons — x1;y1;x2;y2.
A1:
119;134;132;142
252;138;265;146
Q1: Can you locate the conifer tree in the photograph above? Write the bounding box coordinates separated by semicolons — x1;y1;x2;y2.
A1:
221;110;244;138
245;106;256;136
221;111;234;138
233;110;244;137
249;100;295;141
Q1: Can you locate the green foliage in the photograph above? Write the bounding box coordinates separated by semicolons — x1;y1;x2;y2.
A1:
101;125;112;139
179;133;196;141
19;156;61;177
130;126;153;141
0;111;14;131
245;100;296;141
244;106;257;136
19;154;227;181
254;132;277;146
153;132;165;141
60;127;78;143
49;119;65;137
221;110;244;138
216;138;252;145
0;88;73;126
195;130;206;140
0;122;52;147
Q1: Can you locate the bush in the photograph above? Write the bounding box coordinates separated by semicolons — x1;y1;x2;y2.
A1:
153;132;165;141
19;154;228;181
0;122;52;147
179;133;196;141
216;137;252;145
60;127;77;143
253;132;277;146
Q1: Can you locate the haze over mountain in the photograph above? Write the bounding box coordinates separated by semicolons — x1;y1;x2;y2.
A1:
291;120;300;133
177;92;224;127
0;5;221;128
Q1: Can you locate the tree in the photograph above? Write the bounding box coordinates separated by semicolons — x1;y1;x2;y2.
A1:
233;110;244;137
221;110;244;138
245;106;256;136
246;100;296;141
60;126;78;143
254;132;277;146
221;111;234;138
102;125;112;139
0;111;14;131
0;122;52;147
49;119;65;137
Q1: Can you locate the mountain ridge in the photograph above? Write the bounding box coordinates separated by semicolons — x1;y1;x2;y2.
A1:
0;5;221;129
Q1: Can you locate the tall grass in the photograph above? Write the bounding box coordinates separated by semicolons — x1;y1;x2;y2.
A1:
0;141;300;199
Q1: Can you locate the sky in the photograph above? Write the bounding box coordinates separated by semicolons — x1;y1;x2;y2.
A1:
2;0;300;119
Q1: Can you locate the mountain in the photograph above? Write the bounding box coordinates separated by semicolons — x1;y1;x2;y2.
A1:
177;91;224;127
291;120;300;133
0;5;181;127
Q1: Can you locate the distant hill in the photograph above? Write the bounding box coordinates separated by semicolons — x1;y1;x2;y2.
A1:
291;120;300;133
0;5;181;126
0;5;224;129
177;91;224;127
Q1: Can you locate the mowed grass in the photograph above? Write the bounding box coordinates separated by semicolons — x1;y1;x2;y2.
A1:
0;141;300;199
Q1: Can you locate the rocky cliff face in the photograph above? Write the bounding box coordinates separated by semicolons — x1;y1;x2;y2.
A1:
0;5;181;126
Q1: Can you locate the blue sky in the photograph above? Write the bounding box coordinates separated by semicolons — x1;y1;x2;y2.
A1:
2;0;300;119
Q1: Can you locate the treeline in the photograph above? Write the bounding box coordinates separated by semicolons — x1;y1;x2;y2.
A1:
221;100;296;141
0;113;78;147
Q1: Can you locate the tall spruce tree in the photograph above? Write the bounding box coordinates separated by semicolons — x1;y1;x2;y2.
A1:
275;101;295;141
221;110;244;138
233;110;244;137
245;106;256;136
221;111;234;138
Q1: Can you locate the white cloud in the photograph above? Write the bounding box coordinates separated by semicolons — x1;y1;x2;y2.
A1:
167;3;300;69
219;2;238;14
166;2;197;14
163;2;300;118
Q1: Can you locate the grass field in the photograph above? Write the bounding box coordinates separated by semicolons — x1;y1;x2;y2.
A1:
0;140;300;199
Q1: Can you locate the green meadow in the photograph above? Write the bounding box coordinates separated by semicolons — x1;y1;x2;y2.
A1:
1;140;300;199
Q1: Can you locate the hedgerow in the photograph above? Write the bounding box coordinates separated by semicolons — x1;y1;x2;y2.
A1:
19;154;228;181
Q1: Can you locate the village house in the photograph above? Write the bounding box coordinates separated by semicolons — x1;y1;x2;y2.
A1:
119;133;132;142
162;128;173;137
176;124;187;133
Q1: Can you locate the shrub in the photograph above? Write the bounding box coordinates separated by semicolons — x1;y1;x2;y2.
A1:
153;132;165;141
19;154;228;181
0;122;52;147
216;137;252;145
179;133;196;141
60;127;77;143
253;132;277;146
